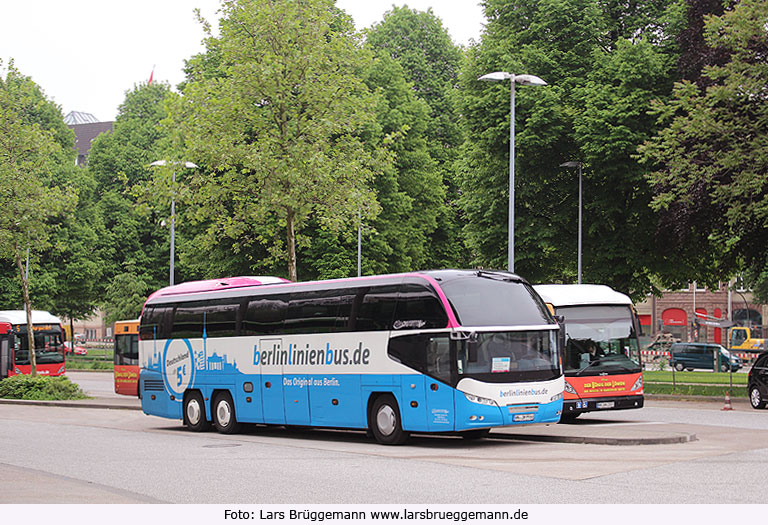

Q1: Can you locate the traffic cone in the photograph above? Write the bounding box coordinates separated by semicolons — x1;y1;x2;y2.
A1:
722;390;733;411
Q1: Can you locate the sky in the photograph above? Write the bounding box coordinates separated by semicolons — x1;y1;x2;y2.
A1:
0;1;485;122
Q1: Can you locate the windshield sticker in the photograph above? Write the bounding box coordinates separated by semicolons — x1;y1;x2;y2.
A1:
492;357;511;373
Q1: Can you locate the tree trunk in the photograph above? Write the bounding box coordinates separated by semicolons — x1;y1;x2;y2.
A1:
14;249;37;377
286;210;297;282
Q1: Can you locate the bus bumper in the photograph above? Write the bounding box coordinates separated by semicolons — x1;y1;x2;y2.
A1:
563;395;644;416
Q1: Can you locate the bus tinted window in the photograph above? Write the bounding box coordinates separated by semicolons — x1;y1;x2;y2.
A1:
392;283;448;330
388;333;452;384
352;285;399;331
440;278;552;326
205;299;241;338
285;290;344;334
243;294;289;335
172;304;205;339
140;306;172;340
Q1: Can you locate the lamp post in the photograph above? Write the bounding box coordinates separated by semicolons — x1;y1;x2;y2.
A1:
357;206;362;278
479;71;547;273
150;160;198;286
560;161;583;284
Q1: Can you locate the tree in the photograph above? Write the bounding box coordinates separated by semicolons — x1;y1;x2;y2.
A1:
457;0;684;298
366;6;467;267
641;0;768;293
0;63;75;375
170;0;385;282
87;82;174;320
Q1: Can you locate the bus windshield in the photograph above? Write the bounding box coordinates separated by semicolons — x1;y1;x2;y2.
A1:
115;333;139;365
440;276;553;326
458;330;560;383
13;330;65;365
557;305;641;373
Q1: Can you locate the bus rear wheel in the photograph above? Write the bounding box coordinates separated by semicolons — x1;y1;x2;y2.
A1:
184;391;211;432
370;395;409;445
212;392;242;434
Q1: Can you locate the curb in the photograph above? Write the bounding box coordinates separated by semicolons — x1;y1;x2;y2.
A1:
0;397;140;411
489;430;697;446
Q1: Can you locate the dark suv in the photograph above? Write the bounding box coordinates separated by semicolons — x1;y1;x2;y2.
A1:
669;342;742;372
748;351;768;409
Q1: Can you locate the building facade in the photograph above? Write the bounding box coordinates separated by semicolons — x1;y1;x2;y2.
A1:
635;283;766;346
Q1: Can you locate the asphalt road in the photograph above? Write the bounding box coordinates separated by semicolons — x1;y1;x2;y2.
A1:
2;372;768;505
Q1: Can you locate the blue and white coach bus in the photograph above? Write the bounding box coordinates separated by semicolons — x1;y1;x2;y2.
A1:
138;271;564;444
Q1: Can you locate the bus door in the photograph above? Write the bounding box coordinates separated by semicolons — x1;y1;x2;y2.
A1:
282;342;310;426
259;338;286;424
0;324;10;379
424;336;454;431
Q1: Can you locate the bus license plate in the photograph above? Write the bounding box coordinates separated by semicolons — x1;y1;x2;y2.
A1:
514;414;535;422
597;401;615;409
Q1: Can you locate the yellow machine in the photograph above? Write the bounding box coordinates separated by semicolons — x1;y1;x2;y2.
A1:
729;326;767;352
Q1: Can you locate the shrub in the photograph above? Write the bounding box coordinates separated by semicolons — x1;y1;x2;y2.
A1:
0;375;88;400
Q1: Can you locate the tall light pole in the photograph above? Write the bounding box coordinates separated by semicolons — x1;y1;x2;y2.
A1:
357;206;362;278
150;160;198;286
479;72;547;273
561;161;583;284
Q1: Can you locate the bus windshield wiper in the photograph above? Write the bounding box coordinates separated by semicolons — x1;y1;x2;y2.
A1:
475;270;522;283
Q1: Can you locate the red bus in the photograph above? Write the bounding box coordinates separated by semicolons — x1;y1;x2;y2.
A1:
533;285;643;421
0;310;66;377
114;319;139;396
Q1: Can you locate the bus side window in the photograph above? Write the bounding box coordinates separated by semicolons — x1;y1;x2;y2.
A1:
205;299;240;338
243;294;289;336
352;285;399;331
140;306;172;340
392;283;448;330
284;290;341;334
388;333;452;384
172;303;205;339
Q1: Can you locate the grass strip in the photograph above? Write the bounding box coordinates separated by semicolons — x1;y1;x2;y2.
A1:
644;370;748;385
645;383;747;398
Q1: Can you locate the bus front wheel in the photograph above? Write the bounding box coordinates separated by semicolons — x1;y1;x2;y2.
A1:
370;395;409;445
184;391;211;432
212;392;242;434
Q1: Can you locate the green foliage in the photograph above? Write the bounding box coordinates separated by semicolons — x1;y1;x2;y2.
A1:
644;383;746;398
641;0;768;291
171;0;386;281
366;6;467;268
0;374;88;400
643;370;748;385
87;83;174;315
457;0;683;298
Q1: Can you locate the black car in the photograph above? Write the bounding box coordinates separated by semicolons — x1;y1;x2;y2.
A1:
748;351;768;409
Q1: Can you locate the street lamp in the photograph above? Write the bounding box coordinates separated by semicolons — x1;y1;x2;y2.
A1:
479;71;547;273
560;161;583;284
150;160;198;286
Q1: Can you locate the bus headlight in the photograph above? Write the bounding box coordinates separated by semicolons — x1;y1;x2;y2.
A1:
464;393;498;407
550;392;563;402
631;376;643;391
564;381;576;394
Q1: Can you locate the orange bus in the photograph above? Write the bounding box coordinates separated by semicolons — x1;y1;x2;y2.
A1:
114;319;139;396
534;284;643;421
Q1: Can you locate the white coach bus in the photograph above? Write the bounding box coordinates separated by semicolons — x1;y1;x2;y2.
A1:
139;271;564;444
